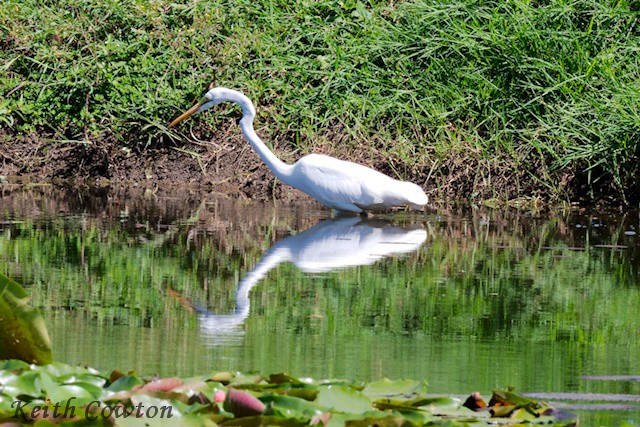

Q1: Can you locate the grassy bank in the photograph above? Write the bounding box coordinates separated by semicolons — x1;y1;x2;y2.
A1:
1;0;639;204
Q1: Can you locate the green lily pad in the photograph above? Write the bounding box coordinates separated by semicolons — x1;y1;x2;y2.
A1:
316;385;372;414
0;272;52;364
117;412;218;427
33;362;101;378
261;394;324;419
267;372;305;385
39;370;102;404
374;396;458;411
235;381;319;401
1;370;43;398
0;362;579;426
58;372;108;388
0;359;30;371
107;375;145;392
363;378;427;397
328;411;421;427
222;414;309;426
0;395;16;413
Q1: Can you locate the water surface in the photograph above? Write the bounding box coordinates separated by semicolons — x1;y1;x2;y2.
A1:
1;186;639;425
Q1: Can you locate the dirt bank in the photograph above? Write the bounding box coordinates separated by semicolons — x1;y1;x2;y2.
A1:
0;128;302;203
0;128;608;207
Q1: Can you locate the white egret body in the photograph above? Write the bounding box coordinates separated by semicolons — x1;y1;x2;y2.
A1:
170;87;428;213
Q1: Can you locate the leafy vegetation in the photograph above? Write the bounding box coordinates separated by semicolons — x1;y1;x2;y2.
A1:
0;360;578;425
0;272;52;364
1;0;639;203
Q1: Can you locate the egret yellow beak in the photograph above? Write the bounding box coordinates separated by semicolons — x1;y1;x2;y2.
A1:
168;101;203;128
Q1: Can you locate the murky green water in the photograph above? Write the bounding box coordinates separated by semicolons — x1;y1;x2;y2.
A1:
1;186;639;425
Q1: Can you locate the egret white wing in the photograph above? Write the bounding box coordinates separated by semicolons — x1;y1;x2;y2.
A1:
292;154;394;211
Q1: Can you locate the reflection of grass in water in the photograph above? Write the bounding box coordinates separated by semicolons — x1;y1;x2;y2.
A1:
1;218;260;329
1;207;638;349
249;243;639;346
244;213;640;347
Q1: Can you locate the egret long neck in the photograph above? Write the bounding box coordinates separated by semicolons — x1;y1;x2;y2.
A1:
226;90;293;182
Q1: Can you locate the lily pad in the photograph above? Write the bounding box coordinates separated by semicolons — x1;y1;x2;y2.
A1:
363;378;427;397
0;272;52;364
0;362;579;426
316;385;373;414
107;375;146;392
261;394;325;418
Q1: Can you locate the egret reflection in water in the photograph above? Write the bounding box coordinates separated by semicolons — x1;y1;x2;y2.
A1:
198;216;427;341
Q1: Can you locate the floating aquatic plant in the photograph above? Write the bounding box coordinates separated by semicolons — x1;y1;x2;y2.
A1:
0;361;577;426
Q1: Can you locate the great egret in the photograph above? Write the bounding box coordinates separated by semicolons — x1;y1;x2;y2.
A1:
169;87;428;213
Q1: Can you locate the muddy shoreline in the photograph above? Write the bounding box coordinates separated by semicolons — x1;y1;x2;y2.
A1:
0;130;620;207
0;130;305;203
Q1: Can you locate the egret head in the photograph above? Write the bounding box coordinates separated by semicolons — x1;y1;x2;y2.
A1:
169;87;232;128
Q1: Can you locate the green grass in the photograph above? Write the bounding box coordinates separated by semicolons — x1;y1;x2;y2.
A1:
1;0;639;203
